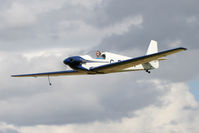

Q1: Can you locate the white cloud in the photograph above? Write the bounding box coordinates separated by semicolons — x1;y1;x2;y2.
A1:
12;0;102;14
0;122;18;133
103;15;143;35
186;16;197;24
0;80;198;133
69;0;102;8
56;16;142;48
0;0;142;50
21;48;80;61
0;0;102;29
168;40;182;48
0;2;37;29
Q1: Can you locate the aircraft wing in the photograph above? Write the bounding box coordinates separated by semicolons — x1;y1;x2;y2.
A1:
11;70;86;77
91;47;187;73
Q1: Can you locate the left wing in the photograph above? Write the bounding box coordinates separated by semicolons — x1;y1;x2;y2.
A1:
91;47;187;73
11;70;86;77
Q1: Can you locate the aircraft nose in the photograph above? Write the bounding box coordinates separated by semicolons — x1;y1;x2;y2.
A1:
63;56;85;66
63;58;70;65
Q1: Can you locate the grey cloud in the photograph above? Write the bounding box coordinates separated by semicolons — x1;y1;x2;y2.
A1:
0;0;198;129
1;0;199;52
151;50;199;82
0;51;166;126
0;0;13;9
0;129;19;133
93;0;199;51
88;0;199;83
0;1;94;52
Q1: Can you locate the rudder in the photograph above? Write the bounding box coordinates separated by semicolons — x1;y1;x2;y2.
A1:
144;40;159;69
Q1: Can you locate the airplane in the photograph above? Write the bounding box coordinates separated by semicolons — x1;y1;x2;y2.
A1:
11;40;187;85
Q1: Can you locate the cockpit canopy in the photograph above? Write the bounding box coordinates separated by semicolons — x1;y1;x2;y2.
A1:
101;53;106;59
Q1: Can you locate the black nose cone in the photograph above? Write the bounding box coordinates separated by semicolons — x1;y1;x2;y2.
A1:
63;58;70;65
63;56;85;66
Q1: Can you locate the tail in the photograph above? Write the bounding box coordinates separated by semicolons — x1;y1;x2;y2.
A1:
146;40;158;55
143;40;159;69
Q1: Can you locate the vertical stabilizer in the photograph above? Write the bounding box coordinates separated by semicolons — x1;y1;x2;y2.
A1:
144;40;159;69
146;40;158;55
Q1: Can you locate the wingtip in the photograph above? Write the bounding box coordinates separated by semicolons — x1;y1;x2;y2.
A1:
11;75;18;77
177;47;187;51
11;74;25;77
182;47;187;51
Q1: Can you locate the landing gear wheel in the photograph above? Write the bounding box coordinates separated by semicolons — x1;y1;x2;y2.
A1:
146;70;151;74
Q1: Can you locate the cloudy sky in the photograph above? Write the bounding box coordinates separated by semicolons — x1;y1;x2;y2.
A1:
0;0;199;132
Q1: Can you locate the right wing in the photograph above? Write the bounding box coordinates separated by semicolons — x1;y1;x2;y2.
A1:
11;70;86;77
91;47;187;73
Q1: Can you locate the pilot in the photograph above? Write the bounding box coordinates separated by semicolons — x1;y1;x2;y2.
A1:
96;51;104;59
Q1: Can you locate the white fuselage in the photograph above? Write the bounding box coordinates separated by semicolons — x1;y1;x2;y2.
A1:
80;52;145;72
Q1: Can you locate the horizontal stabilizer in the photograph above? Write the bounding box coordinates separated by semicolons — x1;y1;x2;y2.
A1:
158;58;168;61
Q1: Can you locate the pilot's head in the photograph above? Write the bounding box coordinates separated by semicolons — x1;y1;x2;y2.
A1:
96;51;101;58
